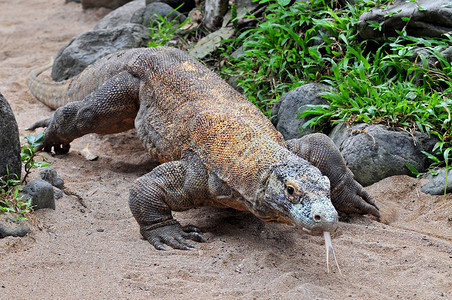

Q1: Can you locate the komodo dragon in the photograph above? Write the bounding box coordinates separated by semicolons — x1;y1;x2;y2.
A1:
28;46;379;250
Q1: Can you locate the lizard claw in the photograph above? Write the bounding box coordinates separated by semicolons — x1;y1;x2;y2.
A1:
26;117;71;154
331;174;380;219
142;222;207;251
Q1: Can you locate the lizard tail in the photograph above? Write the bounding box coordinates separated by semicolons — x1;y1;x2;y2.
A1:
27;59;70;110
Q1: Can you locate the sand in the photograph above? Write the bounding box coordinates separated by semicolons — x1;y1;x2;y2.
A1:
0;0;451;298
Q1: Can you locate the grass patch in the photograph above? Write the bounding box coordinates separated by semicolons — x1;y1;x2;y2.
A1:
221;0;451;169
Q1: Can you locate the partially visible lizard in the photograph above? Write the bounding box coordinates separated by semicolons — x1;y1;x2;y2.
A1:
28;46;379;250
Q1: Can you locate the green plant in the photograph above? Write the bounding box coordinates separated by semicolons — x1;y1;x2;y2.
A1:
0;170;32;221
21;132;50;184
147;6;195;49
220;0;451;180
221;0;384;115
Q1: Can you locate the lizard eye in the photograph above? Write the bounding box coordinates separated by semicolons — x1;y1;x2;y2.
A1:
286;185;295;195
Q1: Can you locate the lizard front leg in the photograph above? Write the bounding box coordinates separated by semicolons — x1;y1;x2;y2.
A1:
27;71;140;154
286;133;380;218
129;159;208;250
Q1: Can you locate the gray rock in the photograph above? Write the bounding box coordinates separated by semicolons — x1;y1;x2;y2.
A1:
0;214;30;238
358;0;452;41
329;123;437;186
0;92;21;182
54;187;64;200
82;0;134;9
189;27;234;59
40;167;64;189
146;0;194;13
271;83;331;140
94;0;145;30
203;0;229;31
135;2;186;26
409;47;452;85
421;168;452;195
51;23;150;81
21;179;55;210
94;1;185;34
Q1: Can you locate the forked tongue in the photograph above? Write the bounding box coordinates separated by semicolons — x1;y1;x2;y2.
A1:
323;231;342;275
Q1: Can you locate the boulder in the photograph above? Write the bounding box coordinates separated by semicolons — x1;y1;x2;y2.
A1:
146;0;195;13
94;0;145;30
135;2;186;26
421;168;452;195
271;83;331;140
358;0;452;41
409;47;452;86
51;23;150;81
0;92;21;182
329;123;437;186
82;0;134;9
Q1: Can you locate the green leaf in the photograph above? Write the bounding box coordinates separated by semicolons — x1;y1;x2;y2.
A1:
277;0;290;6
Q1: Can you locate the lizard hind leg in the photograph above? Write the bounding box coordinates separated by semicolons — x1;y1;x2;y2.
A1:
129;160;208;250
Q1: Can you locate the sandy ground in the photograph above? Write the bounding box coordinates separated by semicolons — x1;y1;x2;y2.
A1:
0;0;451;299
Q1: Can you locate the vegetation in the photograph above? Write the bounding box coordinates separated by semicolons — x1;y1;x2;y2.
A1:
0;172;32;221
0;132;49;220
219;0;451;172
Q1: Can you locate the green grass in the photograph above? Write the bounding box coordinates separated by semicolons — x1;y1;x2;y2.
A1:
220;0;451;171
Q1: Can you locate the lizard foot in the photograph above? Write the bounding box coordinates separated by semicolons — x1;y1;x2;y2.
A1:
332;174;380;219
141;222;207;251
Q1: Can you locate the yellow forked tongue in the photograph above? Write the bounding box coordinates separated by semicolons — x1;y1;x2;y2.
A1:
323;231;342;275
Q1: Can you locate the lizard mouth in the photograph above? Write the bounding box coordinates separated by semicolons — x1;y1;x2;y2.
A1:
299;222;337;236
290;201;338;236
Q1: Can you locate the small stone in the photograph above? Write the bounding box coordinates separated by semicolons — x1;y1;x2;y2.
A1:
21;179;55;210
40;167;64;189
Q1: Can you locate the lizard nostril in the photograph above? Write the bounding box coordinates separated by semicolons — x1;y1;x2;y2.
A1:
313;214;322;222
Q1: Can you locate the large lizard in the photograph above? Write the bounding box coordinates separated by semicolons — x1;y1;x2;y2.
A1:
28;46;379;250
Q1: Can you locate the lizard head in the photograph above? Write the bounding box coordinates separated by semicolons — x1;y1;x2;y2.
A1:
259;159;338;235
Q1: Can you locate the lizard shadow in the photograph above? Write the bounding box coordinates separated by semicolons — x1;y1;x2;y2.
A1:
182;207;302;252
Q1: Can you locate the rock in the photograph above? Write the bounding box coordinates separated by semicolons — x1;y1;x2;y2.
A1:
52;23;150;81
271;83;331;140
94;0;145;30
329;123;437;186
421;168;452;195
203;0;229;31
0;214;30;238
189;27;234;59
21;179;55;210
54;187;64;200
82;0;134;10
358;0;452;41
136;2;186;25
409;47;452;86
0;92;21;182
94;1;185;31
188;0;258;59
40;167;64;189
146;0;195;13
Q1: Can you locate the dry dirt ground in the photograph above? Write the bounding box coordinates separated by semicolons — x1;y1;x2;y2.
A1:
0;0;451;299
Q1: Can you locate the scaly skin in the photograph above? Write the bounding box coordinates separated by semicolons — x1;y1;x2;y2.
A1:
28;46;379;250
